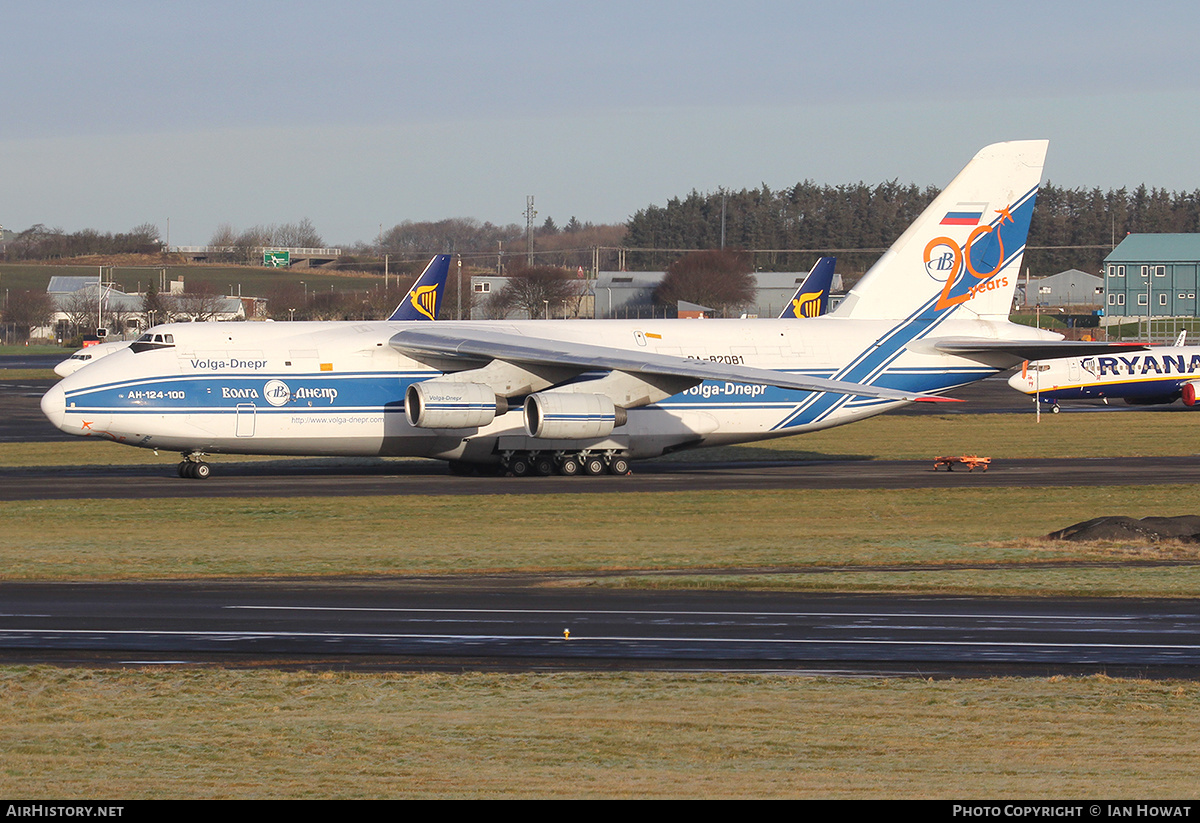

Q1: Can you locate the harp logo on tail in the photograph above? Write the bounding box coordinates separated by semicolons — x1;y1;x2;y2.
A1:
411;285;439;320
792;291;823;318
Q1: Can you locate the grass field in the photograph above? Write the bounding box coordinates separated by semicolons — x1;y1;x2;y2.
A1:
3;413;1200;592
2;668;1197;799
1;486;1199;596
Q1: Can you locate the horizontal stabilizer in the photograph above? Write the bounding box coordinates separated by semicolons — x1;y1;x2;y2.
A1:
930;337;1146;362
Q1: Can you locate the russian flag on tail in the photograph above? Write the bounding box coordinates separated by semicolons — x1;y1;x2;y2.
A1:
940;202;988;226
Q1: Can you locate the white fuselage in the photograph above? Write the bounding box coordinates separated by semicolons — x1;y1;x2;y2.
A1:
41;316;1037;463
53;340;130;377
1008;347;1200;405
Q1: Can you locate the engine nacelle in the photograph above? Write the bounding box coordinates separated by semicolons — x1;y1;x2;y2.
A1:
1184;382;1200;407
1123;394;1179;406
524;393;628;439
406;381;501;428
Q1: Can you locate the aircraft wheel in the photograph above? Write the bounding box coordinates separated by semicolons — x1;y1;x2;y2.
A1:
534;456;555;476
608;456;631;476
583;456;606;476
558;456;581;477
509;456;532;477
1051;405;1060;414
177;461;190;478
193;462;211;479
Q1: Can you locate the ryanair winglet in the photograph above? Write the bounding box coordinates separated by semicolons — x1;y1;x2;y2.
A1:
388;255;452;321
779;257;836;318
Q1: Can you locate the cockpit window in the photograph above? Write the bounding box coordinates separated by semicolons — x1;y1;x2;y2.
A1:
131;333;176;353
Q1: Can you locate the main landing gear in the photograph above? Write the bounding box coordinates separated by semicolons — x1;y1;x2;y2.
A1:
456;450;632;478
177;453;212;479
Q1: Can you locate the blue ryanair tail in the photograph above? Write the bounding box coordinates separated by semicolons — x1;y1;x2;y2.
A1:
388;255;451;321
779;257;836;318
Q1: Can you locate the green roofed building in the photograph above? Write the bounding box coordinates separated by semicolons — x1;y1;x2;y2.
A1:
1104;234;1200;318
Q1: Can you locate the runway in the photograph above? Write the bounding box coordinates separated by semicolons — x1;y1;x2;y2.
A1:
5;454;1200;500
2;579;1198;678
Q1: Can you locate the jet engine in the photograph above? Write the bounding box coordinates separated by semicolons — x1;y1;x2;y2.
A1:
1184;382;1200;407
524;392;628;439
405;382;505;428
1123;394;1180;406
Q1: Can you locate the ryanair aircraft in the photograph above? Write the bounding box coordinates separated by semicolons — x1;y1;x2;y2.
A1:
1009;335;1200;412
43;141;1124;478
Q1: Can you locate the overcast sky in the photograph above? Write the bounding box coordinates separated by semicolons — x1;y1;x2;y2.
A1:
4;0;1199;246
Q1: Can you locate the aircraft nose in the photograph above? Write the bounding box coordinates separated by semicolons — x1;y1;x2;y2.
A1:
1006;371;1030;393
41;382;66;431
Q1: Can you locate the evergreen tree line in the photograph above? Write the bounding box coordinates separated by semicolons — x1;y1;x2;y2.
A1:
624;182;1200;277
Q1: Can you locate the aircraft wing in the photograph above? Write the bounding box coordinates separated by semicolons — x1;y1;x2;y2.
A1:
928;337;1147;362
390;326;955;403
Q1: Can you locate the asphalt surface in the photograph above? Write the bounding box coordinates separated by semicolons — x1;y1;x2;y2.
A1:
6;454;1200;500
2;579;1198;678
6;365;1200;677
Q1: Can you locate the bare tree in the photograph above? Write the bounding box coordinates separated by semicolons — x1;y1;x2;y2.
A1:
208;220;326;264
174;282;225;322
3;290;54;340
654;249;756;316
127;222;161;250
381;218;523;256
487;266;581;319
275;218;323;248
59;288;101;337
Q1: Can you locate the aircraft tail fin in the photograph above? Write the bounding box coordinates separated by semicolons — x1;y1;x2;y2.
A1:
779;257;836;318
388;255;451;321
832;140;1047;323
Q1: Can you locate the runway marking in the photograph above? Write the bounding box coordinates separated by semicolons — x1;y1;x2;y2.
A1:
4;628;1198;651
225;605;1141;622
